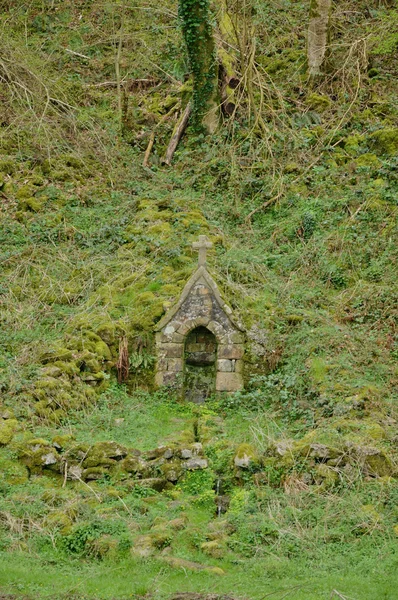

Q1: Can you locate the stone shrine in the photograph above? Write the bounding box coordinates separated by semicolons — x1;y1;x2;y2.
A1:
155;235;245;402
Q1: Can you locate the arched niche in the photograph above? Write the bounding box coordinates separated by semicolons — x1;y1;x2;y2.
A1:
184;326;217;403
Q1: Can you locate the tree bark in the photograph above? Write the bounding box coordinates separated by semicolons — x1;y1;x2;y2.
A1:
179;0;219;132
307;0;332;77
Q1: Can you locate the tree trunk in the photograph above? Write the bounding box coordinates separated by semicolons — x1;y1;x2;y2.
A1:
217;0;240;116
179;0;219;132
307;0;332;77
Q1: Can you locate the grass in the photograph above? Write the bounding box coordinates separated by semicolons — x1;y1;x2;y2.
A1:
1;544;398;599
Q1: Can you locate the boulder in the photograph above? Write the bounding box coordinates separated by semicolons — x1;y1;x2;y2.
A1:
234;443;258;469
183;457;208;470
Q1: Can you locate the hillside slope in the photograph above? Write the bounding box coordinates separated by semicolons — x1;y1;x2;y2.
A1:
0;1;397;599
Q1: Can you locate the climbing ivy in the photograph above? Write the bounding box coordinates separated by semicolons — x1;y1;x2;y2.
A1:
178;0;217;129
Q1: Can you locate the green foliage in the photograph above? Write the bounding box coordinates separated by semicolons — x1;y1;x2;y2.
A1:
60;519;132;558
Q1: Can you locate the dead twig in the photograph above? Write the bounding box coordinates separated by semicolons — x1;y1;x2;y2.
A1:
143;131;155;167
163;103;192;166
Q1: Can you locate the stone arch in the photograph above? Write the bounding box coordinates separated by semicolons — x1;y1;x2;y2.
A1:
154;261;245;396
184;325;218;403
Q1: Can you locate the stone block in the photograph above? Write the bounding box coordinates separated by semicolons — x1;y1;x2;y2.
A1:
156;358;168;371
162;343;183;358
218;344;244;359
198;286;210;296
167;358;183;372
235;359;244;373
162;372;179;387
185;342;205;353
159;330;184;343
177;321;198;335
208;320;227;340
216;372;243;392
217;359;234;372
155;372;164;387
226;332;245;344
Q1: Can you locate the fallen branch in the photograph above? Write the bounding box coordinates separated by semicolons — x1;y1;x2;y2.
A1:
163;103;192;166
245;188;284;224
143;132;155;168
65;48;90;60
83;78;158;90
142;100;181;167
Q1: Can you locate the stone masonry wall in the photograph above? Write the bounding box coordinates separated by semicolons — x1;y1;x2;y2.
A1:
155;271;244;396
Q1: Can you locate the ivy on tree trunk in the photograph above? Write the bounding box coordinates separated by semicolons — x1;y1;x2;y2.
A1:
179;0;218;132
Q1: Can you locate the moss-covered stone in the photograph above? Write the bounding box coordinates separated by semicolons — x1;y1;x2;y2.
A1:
234;443;259;469
355;153;381;168
306;93;332;112
0;452;29;485
0;419;18;445
201;539;226;558
82;441;128;469
369;128;398;155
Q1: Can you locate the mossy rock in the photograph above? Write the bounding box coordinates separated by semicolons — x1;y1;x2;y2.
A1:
19;197;43;212
94;340;112;361
362;449;393;478
0;419;18;445
53;361;79;376
44;511;73;534
369;128;398;155
234;443;259;469
314;463;339;488
82;466;108;480
160;459;184;483
355;153;381;168
82;441;128;469
306;93;332;112
41;347;73;364
18;439;59;473
52;434;75;451
292;428;342;458
0;452;29;485
201;540;226;558
119;454;150;477
16;185;34;199
88;535;122;560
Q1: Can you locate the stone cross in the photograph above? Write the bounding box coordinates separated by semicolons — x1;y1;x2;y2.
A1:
192;235;213;267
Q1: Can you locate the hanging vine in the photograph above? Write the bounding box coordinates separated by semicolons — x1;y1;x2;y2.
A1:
178;0;218;130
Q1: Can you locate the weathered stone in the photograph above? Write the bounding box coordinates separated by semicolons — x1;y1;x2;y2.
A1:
42;452;58;466
217;359;234;372
235;359;244;373
166;358;183;372
181;448;193;459
155;237;245;400
135;477;169;492
67;465;83;480
162;343;184;358
184;457;208;470
191;442;203;455
218;344;244;359
216;372;243;392
234;443;258;469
